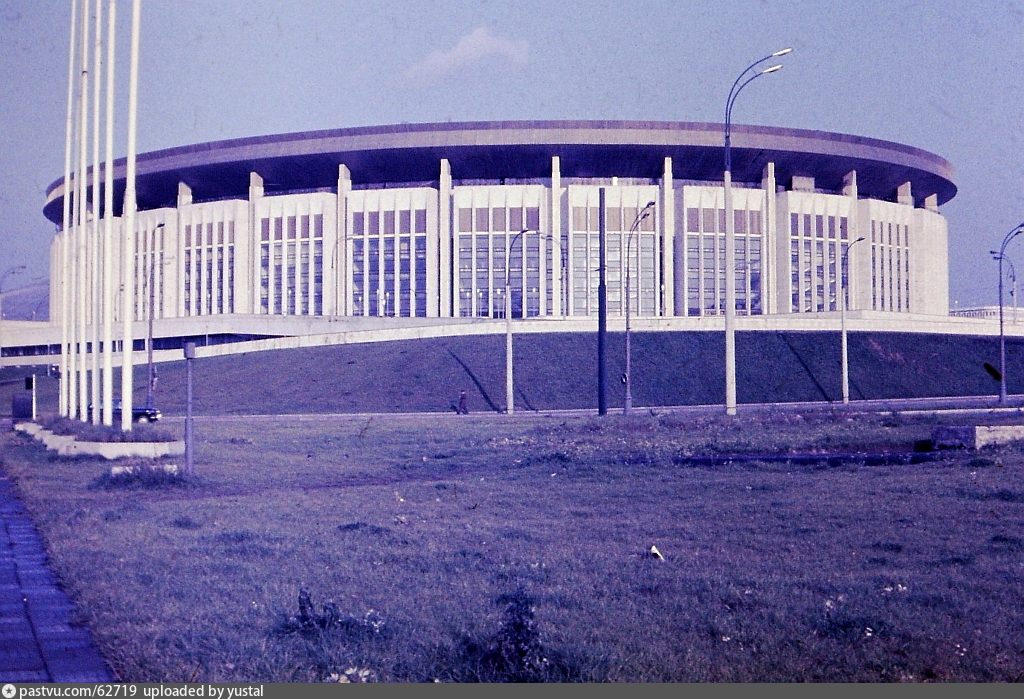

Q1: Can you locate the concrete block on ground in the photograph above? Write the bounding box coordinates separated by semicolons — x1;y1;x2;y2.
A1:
932;424;1024;449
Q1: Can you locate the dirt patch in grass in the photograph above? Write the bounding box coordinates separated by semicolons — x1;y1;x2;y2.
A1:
2;410;1024;681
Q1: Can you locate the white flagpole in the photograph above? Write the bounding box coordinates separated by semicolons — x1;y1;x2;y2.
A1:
89;0;102;424
74;0;91;420
102;0;117;426
59;0;79;417
121;0;141;431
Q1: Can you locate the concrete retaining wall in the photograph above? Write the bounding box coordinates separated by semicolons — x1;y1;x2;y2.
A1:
14;422;184;460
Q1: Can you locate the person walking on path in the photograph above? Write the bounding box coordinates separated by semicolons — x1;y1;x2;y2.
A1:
457;389;469;415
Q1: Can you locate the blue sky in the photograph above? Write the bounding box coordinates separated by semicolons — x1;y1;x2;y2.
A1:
1;0;1021;307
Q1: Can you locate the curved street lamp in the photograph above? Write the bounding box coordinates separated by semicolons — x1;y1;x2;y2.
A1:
505;228;533;414
723;47;792;416
991;250;1018;326
840;236;866;404
993;219;1024;404
624;201;656;415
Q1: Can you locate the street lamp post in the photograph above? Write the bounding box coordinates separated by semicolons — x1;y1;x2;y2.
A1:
505;228;533;414
1002;254;1018;325
144;223;165;410
624;201;656;415
0;265;27;365
723;47;791;416
993;220;1024;405
840;236;866;404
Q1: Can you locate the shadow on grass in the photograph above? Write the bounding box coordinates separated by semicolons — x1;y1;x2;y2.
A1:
447;350;500;413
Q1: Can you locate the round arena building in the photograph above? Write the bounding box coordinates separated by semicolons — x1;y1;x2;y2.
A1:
40;120;955;338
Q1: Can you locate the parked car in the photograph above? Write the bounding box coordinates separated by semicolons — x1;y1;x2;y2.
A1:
87;400;162;423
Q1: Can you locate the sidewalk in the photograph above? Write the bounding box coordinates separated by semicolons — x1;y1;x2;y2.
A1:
0;472;112;682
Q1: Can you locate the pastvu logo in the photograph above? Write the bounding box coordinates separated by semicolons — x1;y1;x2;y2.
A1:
2;684;16;699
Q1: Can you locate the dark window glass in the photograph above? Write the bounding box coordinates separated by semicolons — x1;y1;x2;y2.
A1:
687;208;700;232
384;211;395;235
493;208;506;231
398;210;411;234
475;208;490;232
415;209;427;233
703;208;716;233
572;207;586;231
718;209;726;233
509;208;523;231
287;217;296;241
734;209;746;235
458;208;472;232
815;215;824;238
790;213;799;235
313;214;323;238
353;212;364;236
260;220;269;242
368;211;380;235
526;207;540;231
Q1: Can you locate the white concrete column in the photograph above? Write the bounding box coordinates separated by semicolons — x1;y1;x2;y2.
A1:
334;164;351;316
175;183;191;318
661;157;674;317
549;156;561;317
844;170;864;311
438;159;452;317
247;172;263;314
897;181;913;206
761;162;777;314
88;0;102;424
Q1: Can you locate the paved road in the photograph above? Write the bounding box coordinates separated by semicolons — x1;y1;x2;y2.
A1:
153;393;1024;424
0;431;113;682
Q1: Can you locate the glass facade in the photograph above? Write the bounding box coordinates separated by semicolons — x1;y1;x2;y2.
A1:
184;220;235;317
258;212;322;315
683;192;763;317
350;202;429;317
86;169;933;331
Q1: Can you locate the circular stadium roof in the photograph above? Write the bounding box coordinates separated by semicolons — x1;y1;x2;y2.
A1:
43;120;956;225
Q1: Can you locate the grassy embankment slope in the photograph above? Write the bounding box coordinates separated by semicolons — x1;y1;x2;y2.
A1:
2;330;1018;416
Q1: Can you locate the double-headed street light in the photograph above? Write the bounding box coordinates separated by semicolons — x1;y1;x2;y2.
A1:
840;236;866;404
992;219;1024;405
624;201;656;415
723;47;792;416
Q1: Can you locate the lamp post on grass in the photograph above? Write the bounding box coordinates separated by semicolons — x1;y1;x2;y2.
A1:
144;223;165;410
992;220;1024;405
840;236;865;405
723;47;792;416
505;228;534;414
624;201;656;415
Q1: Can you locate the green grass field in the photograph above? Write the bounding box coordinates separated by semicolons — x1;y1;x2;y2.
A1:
3;410;1024;682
